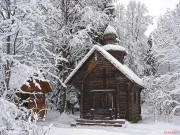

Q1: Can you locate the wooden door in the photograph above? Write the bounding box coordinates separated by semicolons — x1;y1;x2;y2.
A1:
93;91;114;109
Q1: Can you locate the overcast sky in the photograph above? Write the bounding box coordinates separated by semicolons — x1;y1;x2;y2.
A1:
115;0;180;35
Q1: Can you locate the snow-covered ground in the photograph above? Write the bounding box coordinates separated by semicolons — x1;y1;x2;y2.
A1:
39;111;180;135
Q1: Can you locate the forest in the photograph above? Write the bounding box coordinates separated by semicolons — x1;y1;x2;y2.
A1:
0;0;180;134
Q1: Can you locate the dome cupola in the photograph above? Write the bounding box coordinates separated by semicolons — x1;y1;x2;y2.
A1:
103;25;118;45
103;25;127;64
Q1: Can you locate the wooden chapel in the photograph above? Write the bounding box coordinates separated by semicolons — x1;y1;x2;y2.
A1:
65;25;144;122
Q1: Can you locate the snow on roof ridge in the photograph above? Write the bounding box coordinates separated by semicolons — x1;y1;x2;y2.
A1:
104;25;117;35
64;45;143;86
102;44;127;53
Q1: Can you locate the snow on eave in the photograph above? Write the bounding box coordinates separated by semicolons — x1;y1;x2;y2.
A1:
64;45;143;87
102;44;127;54
64;46;97;84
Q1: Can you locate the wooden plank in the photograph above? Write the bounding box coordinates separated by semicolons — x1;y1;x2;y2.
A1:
76;122;122;127
83;61;99;80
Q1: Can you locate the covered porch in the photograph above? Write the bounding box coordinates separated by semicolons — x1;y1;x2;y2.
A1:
84;89;119;120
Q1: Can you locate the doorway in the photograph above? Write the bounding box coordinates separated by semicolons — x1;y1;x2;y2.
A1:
91;90;115;110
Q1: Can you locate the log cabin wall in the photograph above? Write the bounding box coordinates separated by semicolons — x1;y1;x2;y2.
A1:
70;51;139;119
108;51;126;64
124;84;141;121
117;81;130;119
130;85;141;120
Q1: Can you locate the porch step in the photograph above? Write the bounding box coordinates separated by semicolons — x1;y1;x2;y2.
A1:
71;119;126;127
76;122;122;127
93;115;111;120
76;119;126;124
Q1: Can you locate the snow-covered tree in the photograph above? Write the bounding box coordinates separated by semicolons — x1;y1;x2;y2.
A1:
55;0;110;112
0;97;52;134
0;0;155;117
14;0;111;112
124;1;153;76
0;0;33;100
144;34;156;76
114;0;153;76
143;3;180;120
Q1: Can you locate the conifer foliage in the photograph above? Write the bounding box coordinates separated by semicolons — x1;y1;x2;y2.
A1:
143;3;180;120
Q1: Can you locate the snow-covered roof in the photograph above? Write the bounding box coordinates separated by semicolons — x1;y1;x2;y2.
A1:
102;44;127;53
20;78;52;93
104;25;117;35
65;45;143;87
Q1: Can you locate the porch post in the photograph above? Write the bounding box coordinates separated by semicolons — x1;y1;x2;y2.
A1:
116;83;120;118
80;84;83;118
126;82;132;120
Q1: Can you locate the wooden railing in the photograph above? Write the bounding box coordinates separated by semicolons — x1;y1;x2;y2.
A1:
90;108;116;120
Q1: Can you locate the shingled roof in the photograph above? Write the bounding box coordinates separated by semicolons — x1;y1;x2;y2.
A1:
20;79;52;93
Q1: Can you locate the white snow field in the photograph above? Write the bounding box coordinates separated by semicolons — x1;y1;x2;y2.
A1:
40;111;180;135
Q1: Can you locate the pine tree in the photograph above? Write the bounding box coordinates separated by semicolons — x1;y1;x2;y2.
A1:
144;34;156;76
